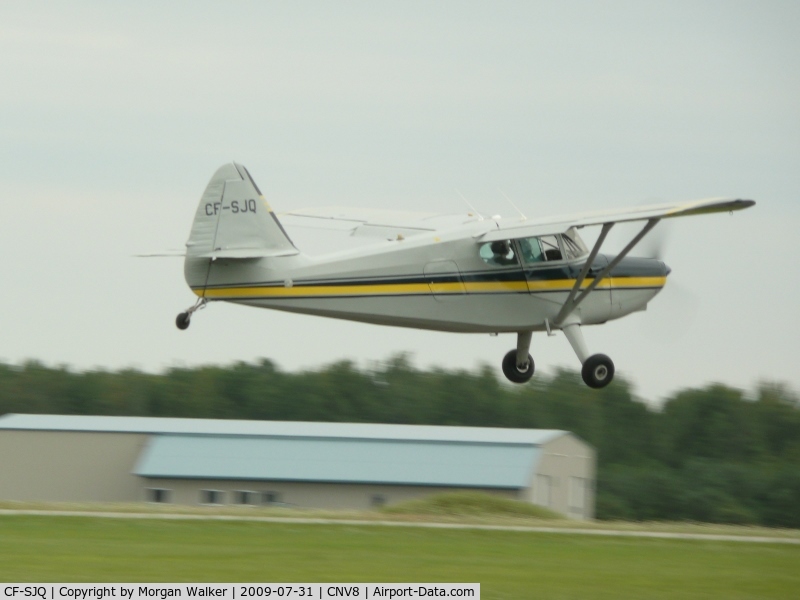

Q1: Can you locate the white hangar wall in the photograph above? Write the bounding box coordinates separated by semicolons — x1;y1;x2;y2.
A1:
0;429;146;502
142;479;521;510
527;432;596;519
0;414;595;519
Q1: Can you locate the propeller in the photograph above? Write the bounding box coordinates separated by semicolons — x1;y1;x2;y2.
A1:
638;219;700;343
637;218;671;261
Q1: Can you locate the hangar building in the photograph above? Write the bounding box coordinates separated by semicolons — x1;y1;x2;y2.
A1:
0;413;595;519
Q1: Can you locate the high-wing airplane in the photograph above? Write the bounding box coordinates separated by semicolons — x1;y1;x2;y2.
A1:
173;163;754;388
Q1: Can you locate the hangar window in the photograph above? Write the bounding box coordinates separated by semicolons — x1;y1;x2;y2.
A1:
262;491;281;505
147;488;171;503
201;489;224;505
234;490;257;505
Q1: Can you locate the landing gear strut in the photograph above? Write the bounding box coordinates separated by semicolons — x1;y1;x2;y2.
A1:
499;325;614;388
502;331;535;384
175;298;207;330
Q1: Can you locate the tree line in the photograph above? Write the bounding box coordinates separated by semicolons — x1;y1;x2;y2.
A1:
1;357;798;527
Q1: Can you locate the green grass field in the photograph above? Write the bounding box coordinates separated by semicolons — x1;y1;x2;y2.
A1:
1;515;798;599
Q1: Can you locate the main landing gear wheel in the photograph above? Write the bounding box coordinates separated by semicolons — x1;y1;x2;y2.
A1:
176;312;191;330
502;350;535;384
581;354;615;389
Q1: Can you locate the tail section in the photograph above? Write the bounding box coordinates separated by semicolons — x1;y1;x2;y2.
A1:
186;163;298;259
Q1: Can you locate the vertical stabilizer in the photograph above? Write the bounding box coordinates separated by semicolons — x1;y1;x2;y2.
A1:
186;163;297;258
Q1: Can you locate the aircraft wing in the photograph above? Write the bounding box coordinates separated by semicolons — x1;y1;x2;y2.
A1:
480;197;755;242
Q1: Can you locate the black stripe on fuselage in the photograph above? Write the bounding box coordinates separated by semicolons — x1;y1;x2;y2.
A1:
201;254;663;290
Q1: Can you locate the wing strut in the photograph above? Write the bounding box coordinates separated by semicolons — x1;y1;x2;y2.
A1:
553;218;660;327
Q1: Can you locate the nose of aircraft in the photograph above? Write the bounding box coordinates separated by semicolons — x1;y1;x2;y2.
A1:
607;255;670;280
605;255;670;320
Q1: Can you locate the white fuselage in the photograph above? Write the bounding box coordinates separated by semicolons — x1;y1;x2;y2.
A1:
185;222;667;333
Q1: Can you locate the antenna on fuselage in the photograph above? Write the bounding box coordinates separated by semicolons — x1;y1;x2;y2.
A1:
499;188;527;221
455;188;484;221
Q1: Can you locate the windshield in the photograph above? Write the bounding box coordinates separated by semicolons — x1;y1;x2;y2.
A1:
562;227;588;259
515;229;587;264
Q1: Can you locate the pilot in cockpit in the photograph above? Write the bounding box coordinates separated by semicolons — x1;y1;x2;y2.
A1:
489;241;517;266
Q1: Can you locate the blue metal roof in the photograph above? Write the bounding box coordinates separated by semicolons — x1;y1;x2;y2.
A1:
0;414;566;445
134;434;540;488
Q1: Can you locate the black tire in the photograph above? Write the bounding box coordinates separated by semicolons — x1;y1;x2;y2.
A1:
582;354;615;389
502;349;535;384
175;312;191;330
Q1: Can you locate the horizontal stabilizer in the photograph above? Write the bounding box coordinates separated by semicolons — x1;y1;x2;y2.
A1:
135;250;186;258
196;248;300;259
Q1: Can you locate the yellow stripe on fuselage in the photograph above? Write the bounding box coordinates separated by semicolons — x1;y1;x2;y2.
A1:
609;276;667;288
195;276;667;299
462;281;529;293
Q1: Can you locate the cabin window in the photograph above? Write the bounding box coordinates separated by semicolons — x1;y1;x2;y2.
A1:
519;235;563;263
479;240;519;267
518;237;544;263
539;235;563;261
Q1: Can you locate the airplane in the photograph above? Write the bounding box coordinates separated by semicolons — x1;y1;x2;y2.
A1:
171;162;754;388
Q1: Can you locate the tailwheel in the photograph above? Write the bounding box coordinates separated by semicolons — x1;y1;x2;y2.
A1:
175;298;207;331
581;354;615;389
502;350;535;384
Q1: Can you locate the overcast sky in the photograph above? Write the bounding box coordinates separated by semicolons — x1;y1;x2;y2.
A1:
1;1;798;404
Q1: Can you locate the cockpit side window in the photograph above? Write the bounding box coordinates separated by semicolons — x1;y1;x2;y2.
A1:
518;237;544;263
539;235;563;261
479;240;519;267
518;235;564;264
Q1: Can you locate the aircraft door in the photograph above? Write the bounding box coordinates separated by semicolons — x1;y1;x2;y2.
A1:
517;235;574;297
516;236;612;323
424;261;466;301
